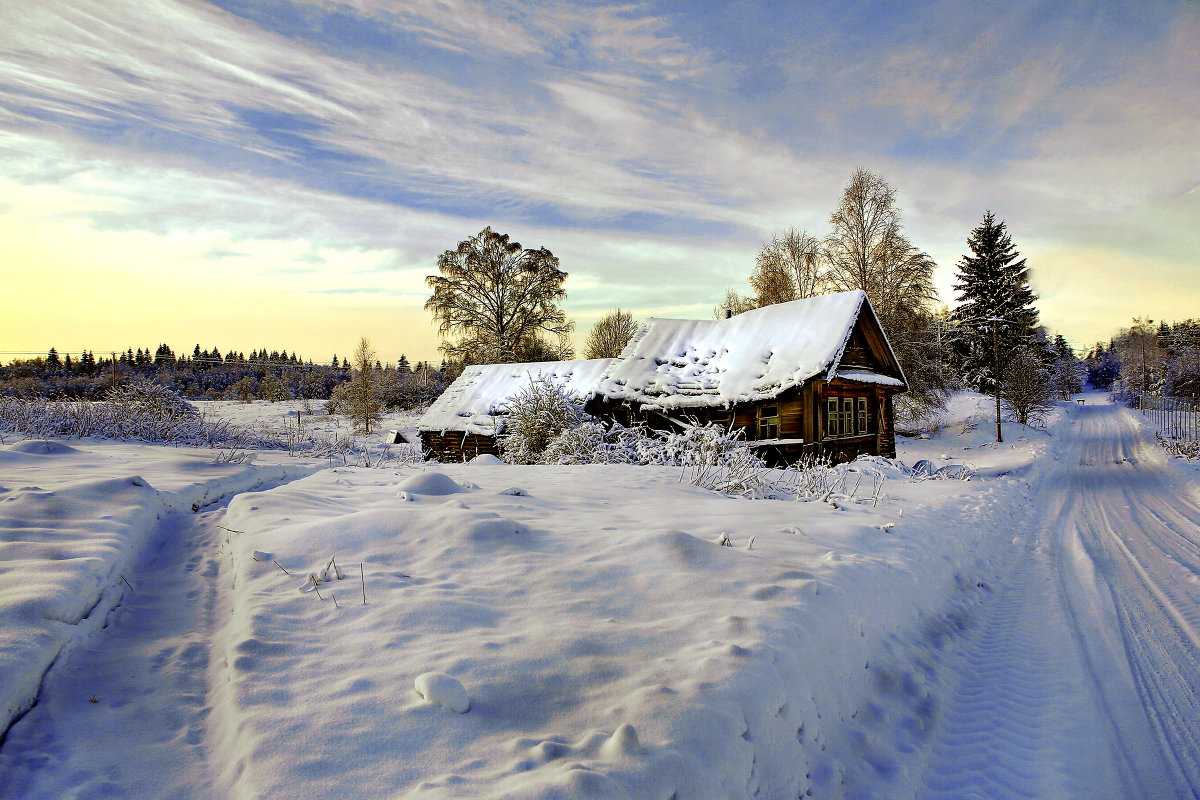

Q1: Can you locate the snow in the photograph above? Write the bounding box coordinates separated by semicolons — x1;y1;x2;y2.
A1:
596;290;897;410
1;391;1199;799
419;359;615;435
415;671;472;713
0;438;320;740
832;369;905;387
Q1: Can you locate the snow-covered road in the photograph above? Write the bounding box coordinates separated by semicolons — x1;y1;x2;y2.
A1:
915;402;1200;799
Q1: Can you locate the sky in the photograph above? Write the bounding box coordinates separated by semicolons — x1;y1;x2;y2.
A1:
1;0;1197;365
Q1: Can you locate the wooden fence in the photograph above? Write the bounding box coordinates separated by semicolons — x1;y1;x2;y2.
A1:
1136;394;1200;443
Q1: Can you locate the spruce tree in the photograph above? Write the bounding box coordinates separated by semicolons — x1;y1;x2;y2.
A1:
949;211;1040;392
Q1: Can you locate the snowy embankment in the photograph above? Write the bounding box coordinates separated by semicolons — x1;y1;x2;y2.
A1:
0;438;321;739
0;392;1071;798
210;396;1055;799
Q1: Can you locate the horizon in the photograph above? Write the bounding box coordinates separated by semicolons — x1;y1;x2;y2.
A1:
3;1;1197;362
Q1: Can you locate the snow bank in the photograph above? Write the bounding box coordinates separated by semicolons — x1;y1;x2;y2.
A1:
0;474;162;733
213;449;1036;799
0;439;321;737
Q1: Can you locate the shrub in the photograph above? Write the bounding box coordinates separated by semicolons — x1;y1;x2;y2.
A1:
108;380;200;422
498;376;591;464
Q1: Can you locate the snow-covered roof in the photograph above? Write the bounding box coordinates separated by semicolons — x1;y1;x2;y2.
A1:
596;290;901;409
419;358;615;435
833;369;906;388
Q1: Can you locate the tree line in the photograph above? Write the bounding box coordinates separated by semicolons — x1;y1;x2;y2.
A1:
1084;319;1200;401
0;343;449;409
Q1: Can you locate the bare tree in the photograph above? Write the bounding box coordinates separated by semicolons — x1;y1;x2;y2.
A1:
1001;347;1054;426
514;333;574;363
426;227;573;365
584;309;640;359
1114;318;1167;398
825;169;936;324
826;168;944;421
750;227;826;306
712;288;759;319
345;337;383;433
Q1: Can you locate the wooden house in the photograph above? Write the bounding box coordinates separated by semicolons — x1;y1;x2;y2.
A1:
419;290;906;466
417;358;615;462
586;290;906;465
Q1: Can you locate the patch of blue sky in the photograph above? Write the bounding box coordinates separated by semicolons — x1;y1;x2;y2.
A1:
206;0;530;85
224;104;365;167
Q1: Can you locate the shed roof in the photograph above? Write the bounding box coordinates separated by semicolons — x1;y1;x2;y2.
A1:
595;290;904;410
419;358;615;435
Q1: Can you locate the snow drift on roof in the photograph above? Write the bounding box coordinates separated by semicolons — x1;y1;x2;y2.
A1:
597;290;870;409
419;358;615;435
834;369;905;388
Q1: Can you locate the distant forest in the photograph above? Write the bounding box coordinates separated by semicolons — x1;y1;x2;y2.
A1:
0;343;451;409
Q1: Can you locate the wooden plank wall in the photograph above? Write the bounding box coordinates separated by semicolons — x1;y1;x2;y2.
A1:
420;430;500;462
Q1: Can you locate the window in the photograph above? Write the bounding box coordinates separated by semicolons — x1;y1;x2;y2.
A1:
858;397;869;434
710;408;732;429
826;397;840;437
758;404;780;439
843;398;856;434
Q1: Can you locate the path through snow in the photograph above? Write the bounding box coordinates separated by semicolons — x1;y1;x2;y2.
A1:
0;493;280;799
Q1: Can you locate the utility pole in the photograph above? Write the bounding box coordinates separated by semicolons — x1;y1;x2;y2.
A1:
987;317;1005;443
1141;336;1148;396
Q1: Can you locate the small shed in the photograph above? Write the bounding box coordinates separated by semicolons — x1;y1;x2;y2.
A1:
587;290;906;465
418;358;615;462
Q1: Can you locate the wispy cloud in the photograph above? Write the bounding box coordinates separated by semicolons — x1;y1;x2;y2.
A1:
0;0;1196;354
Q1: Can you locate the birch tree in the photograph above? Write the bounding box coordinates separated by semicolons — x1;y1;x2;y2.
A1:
426;227;573;365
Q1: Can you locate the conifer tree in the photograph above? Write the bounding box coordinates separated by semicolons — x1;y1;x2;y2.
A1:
949;211;1040;392
398;354;411;374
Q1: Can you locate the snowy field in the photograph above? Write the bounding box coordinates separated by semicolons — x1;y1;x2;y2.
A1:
1;394;1198;799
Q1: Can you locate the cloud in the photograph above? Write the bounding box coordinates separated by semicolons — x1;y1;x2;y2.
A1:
1;0;1195;357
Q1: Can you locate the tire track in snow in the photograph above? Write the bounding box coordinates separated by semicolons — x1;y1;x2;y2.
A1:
917;539;1120;800
1062;406;1200;797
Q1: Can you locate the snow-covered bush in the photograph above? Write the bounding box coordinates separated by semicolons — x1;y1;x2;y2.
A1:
499;376;591;464
108;380;200;423
0;383;234;446
540;421;672;465
1158;434;1200;460
686;447;780;498
657;423;755;467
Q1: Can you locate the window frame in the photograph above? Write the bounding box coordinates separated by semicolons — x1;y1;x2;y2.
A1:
757;403;780;440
